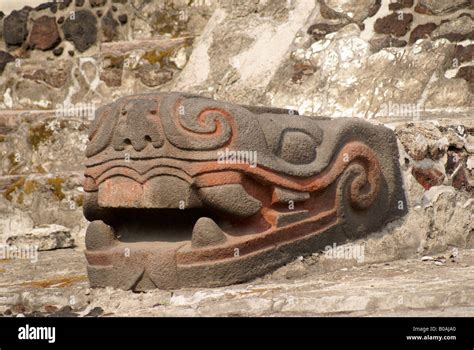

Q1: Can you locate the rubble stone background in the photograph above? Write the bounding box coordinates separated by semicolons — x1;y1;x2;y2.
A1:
0;0;472;316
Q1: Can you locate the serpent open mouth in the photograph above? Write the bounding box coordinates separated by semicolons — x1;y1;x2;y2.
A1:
83;92;407;290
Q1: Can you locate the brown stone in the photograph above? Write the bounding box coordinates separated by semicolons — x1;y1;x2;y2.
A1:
409;22;438;43
374;12;413;37
83;92;407;290
118;14;128;25
28;16;61;51
412;167;445;190
389;0;414;11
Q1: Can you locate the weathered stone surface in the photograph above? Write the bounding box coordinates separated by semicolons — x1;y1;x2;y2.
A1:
395;123;447;161
28;16;61;51
172;1;319;104
3;7;30;46
6;224;74;251
2;247;474;316
137;65;173;87
321;0;381;23
83;92;406;290
416;0;470;15
430;14;474;42
62;10;98;52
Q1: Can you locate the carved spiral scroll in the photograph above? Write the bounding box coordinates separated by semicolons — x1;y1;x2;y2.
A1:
159;96;237;151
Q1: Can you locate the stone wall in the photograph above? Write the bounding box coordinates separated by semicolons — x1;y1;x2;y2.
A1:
0;0;472;262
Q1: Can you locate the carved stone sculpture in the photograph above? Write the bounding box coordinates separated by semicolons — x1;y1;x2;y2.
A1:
83;92;407;290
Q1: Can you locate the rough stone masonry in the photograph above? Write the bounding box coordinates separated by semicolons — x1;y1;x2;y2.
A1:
83;92;407;290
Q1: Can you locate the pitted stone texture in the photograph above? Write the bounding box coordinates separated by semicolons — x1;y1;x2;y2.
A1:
3;7;30;46
416;0;470;15
6;224;74;251
62;10;98;52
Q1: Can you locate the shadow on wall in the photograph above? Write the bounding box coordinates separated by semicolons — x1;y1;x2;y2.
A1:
0;0;44;15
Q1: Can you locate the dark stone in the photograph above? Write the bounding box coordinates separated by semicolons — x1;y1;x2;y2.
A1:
0;51;15;74
57;16;65;24
102;10;119;42
409;22;438;43
374;12;413;37
28;16;61;51
389;0;414;11
62;10;98;52
59;0;72;10
456;66;474;93
85;307;104;317
112;5;118;11
96;10;103;17
53;47;64;56
68;50;75;56
35;3;55;11
3;7;31;46
307;23;345;41
118;14;128;25
0;11;4;20
90;0;107;7
83;92;407;290
112;0;128;3
453;44;474;64
369;35;407;52
75;0;85;6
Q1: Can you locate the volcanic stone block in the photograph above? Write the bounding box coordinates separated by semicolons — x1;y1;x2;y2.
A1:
83;92;407;290
3;8;30;46
62;10;97;52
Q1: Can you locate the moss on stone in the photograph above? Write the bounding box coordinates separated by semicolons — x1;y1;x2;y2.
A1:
47;177;65;201
3;177;25;201
24;180;38;194
142;48;175;67
28;123;54;150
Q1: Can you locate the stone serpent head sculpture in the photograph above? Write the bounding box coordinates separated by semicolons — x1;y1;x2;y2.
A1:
83;92;407;290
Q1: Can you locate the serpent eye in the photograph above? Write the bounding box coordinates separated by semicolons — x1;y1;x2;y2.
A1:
277;130;317;164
